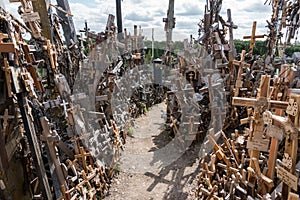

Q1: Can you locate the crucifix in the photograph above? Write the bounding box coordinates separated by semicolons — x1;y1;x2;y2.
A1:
233;50;250;97
2;58;12;98
0;109;14;135
243;21;265;54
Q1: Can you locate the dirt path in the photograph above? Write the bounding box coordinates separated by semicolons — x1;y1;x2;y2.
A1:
106;102;201;200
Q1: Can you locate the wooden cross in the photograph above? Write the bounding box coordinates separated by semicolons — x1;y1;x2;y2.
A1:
224;9;238;63
281;94;299;199
243;21;265;54
0;109;14;134
46;39;58;70
2;58;12;98
233;50;250;97
130;25;143;53
213;31;229;62
40;117;67;192
266;65;288;182
74;147;92;172
232;75;272;188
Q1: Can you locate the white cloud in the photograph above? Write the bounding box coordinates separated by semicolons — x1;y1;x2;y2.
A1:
1;0;273;41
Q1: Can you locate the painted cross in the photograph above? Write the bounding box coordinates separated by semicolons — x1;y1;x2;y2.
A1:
243;21;265;54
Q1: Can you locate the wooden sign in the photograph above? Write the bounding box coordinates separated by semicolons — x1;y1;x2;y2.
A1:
22;12;40;23
266;125;283;141
276;165;298;191
247;138;269;152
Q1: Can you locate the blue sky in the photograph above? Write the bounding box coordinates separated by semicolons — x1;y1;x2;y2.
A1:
2;0;272;41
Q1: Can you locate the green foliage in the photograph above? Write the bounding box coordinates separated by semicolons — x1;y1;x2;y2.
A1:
234;39;267;55
285;44;300;57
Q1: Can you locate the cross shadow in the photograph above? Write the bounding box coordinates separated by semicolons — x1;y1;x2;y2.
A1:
145;142;201;199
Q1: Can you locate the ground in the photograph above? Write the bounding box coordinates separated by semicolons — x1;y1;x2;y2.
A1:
106;102;201;200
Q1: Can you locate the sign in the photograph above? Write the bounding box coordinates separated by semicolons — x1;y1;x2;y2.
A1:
247;138;269;152
277;165;298;191
22;12;40;23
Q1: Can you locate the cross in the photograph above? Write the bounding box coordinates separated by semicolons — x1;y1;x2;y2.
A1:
213;31;229;62
130;25;144;53
281;93;299;199
243;21;265;54
0;109;14;134
40;117;67;192
74;146;92;172
232;75;273;187
2;58;12;98
266;65;288;182
233;50;251;97
224;9;238;63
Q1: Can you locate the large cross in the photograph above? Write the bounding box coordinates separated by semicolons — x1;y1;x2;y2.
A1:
233;50;250;97
266;65;289;182
2;58;12;98
232;75;284;189
40;117;67;194
243;21;265;54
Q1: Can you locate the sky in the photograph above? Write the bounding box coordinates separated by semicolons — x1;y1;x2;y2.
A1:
1;0;272;42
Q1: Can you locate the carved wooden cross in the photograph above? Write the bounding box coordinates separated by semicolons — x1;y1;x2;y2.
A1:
2;58;12;98
213;31;229;62
243;21;265;54
0;109;14;134
233;50;250;97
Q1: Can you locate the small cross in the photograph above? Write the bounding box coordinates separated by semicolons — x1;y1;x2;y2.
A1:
74;147;92;172
0;109;14;135
243;21;265;54
2;58;12;98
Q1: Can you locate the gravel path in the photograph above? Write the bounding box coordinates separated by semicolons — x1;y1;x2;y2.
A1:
106;102;200;200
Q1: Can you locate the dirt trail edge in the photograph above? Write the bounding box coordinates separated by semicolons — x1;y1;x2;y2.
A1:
106;102;201;200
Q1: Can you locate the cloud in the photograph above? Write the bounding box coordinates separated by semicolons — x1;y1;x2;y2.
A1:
125;12;153;22
177;4;202;16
